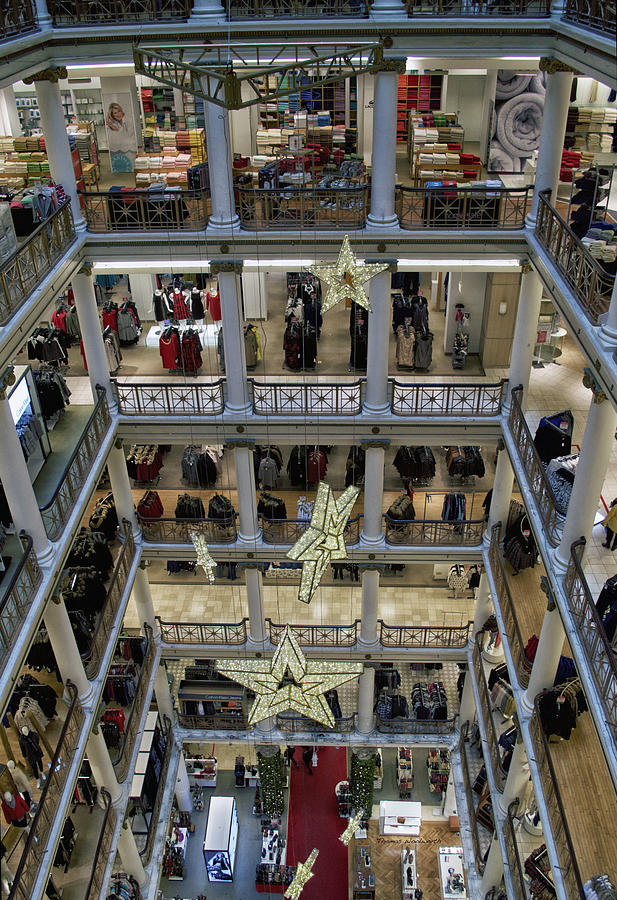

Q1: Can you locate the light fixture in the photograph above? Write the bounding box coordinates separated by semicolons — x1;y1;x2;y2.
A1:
287;482;360;605
216;625;363;727
284;849;319;899
339;810;365;845
190;532;216;583
307;235;388;315
498;302;508;316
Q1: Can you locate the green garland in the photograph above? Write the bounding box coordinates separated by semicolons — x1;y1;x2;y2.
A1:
350;751;376;817
257;748;286;817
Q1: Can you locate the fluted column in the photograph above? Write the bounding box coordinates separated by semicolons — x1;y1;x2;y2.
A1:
505;266;543;409
233;443;260;545
366;62;405;229
212;263;250;412
203;86;239;231
357;668;375;734
72;265;114;406
245;565;266;643
361;441;388;545
359;567;380;645
364;269;392;414
485;442;514;543
106;442;140;538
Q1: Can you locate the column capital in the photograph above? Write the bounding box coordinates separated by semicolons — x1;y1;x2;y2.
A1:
359;563;383;574
23;66;68;84
114;437;124;450
375;57;407;75
521;261;533;275
539;57;578;75
210;260;243;275
227;436;256;449
0;365;15;400
539;575;557;612
364;258;398;272
361;438;391;450
78;262;93;277
583;367;607;403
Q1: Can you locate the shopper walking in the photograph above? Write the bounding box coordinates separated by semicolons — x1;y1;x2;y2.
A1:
284;746;299;768
302;747;313;775
602;498;617;550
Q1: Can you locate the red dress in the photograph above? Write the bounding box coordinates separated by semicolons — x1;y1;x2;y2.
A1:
206;290;221;322
159;332;180;369
172;290;189;320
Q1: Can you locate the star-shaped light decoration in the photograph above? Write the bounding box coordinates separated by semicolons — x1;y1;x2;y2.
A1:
339;809;365;845
216;625;363;727
190;532;216;584
287;481;360;605
284;849;319;899
307;234;389;315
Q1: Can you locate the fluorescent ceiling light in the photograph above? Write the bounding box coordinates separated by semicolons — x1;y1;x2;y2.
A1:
501;56;541;60
67;63;134;70
92;260;210;270
243;259;315;267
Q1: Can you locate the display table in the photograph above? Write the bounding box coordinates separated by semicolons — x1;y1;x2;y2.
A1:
204;796;238;883
186;757;217;787
353;842;375;899
401;845;417;899
438;847;467;899
145;323;219;349
379;801;421;836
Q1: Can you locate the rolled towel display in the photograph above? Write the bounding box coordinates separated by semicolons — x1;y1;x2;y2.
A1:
488;144;519;172
496;91;545;158
495;71;532;100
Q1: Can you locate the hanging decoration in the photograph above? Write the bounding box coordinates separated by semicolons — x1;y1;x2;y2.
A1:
306;234;389;314
339;809;365;845
284;849;319;899
287;481;360;605
190;532;216;583
216;625;363;727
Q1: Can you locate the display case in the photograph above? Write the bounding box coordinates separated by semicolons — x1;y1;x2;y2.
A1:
7;365;51;483
379;801;421;836
352;842;375;899
401;845;418;899
185;757;217;787
203;796;238;883
438;847;467;899
396;747;414;799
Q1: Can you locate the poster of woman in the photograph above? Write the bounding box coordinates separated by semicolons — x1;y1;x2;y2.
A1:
103;93;137;173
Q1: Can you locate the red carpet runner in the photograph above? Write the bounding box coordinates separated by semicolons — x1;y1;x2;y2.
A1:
286;747;349;900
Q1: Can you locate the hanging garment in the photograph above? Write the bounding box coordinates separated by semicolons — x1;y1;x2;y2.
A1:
217;326;225;372
206;289;221;322
244;324;261;367
533;411;574;464
258;454;279;489
117;303;140;345
137;490;164;519
413;331;433;369
396;322;415;368
33;370;70;420
307;449;327;484
159;327;181;370
345;446;365;487
18;730;43;777
349;302;368;370
283;320;303;370
302;324;318;369
175;493;205;518
102;302;119;334
180;328;203;373
257;492;287;520
27;327;69;364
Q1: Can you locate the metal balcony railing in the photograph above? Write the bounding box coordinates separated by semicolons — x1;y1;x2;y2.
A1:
384;517;485;546
140;716;173;865
562;0;615;36
530;695;584;898
260;514;362;546
39;386;111;541
83;522;136;680
376;714;456;734
488;524;532;688
80;188;209;232
379;620;472;648
504;800;529;900
459;722;485;875
139;513;238;544
84;789;116;900
48;0;192;25
0;202;76;327
507;384;563;547
267;619;359;646
563;537;617;743
114;378;225;416
535;190;614;326
406;0;549;13
224;0;370;15
9;682;84;900
0;0;37;38
157;616;249;645
396;185;531;229
113;624;155;782
277;712;357;733
390;379;505;417
236;186;368;230
0;533;42;673
473;633;507;790
250;379;363;416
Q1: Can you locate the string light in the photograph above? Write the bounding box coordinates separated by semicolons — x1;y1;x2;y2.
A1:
307;234;388;314
284;849;319;899
287;481;360;604
190;532;216;583
339;809;365;845
216;625;363;727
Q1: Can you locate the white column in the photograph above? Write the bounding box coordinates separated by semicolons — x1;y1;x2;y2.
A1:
0;381;53;563
366;68;400;229
527;63;574;226
459;670;475;725
32;70;85;229
87;728;122;804
371;0;406;14
234;446;260;545
361;444;386;545
191;0;224;16
600;278;617;349
0;87;22;137
175;753;193;811
154;666;174;721
153;667;192;810
359;568;380;645
555;388;617;569
473;574;493;636
43;599;95;704
495;737;529;818
485;445;514;541
480;834;504;895
215;268;250;412
520;601;564;716
357;668;375;734
72;268;113;405
245;566;266;643
131;564;157;629
364;270;391;414
505;268;543;409
106;443;140;538
203;90;239;231
34;0;52;26
479;70;498;166
117;821;147;884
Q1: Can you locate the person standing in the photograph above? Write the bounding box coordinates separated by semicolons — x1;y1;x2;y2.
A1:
602;498;617;550
284;746;299;768
302;747;313;775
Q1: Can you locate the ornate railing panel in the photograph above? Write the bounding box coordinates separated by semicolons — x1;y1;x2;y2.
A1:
157;617;248;645
9;682;84;900
267;619;359;646
459;723;485;875
84;789;116;900
562;0;615;34
178;713;249;729
535;190;614;325
379;620;472;648
225;0;370;16
0;533;42;672
114;379;225;416
250;379;363;416
376;714;456;734
236;186;368;230
80;188;209;231
140;716;173;865
563;538;617;742
406;0;549;13
396;185;530;229
473;634;506;790
277;713;356;733
508;385;562;547
488;524;532;688
39;386;111;541
261;514;362;546
384;518;484;546
530;698;583;898
0;0;37;38
0;202;76;327
390;379;505;417
139;514;238;544
113;624;155;783
504;800;529;900
83;522;136;680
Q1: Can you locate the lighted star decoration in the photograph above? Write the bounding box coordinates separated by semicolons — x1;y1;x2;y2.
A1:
307;234;389;314
285;849;319;899
339;810;365;845
190;532;216;584
287;481;360;604
216;625;363;727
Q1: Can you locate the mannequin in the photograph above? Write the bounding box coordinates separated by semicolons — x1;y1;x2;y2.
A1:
2;791;29;827
18;726;43;783
7;761;32;807
206;283;221;326
153;288;172;325
191;287;204;325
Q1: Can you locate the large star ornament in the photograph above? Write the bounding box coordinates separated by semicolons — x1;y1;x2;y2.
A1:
307;234;389;314
339;809;365;845
287;481;360;604
190;532;216;584
285;849;319;899
216;625;363;727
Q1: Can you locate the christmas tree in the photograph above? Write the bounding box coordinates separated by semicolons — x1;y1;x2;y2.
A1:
350;750;376;819
257;746;286;817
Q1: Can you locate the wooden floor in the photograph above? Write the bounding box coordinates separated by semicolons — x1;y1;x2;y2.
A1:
502;558;572;658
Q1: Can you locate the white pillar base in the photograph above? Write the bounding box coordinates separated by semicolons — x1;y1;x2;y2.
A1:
362;401;391;416
360;531;386;548
206;216;241;233
365;214;399;229
598;325;617;349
